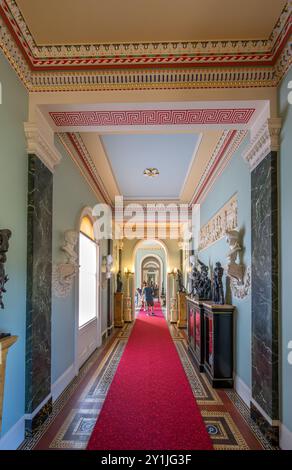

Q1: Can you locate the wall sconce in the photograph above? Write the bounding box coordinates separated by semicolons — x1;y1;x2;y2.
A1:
124;267;134;275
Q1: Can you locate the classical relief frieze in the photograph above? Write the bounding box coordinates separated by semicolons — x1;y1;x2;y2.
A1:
199;195;238;251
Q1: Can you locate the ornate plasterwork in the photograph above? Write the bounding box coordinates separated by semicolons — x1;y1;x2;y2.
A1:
52;230;78;298
24;115;62;172
242;118;282;171
199;195;238;251
1;0;291;69
225;230;251;300
50;108;255;128
0;1;291;91
230;266;251;300
190;130;247;205
57;132;113;206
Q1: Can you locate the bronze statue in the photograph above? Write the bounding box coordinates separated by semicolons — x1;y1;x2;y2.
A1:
176;269;186;293
189;257;212;300
116;270;123;293
0;229;12;309
213;262;225;305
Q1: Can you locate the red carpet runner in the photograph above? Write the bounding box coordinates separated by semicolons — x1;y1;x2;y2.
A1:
87;304;213;450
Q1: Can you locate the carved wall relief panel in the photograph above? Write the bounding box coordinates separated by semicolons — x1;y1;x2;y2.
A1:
199;195;238;251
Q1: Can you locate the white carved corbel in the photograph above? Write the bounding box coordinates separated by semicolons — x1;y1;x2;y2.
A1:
242;118;281;172
52;230;78;298
24;108;62;172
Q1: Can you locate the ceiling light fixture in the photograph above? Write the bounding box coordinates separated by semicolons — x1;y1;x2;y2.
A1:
143;168;160;178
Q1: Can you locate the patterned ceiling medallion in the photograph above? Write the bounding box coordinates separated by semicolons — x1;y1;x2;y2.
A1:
143;168;160;178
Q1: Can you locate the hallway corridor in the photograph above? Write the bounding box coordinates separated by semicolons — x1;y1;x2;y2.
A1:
20;314;274;451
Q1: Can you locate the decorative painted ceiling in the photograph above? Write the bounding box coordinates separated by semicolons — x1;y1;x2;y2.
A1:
15;0;286;44
100;133;201;199
0;0;291;90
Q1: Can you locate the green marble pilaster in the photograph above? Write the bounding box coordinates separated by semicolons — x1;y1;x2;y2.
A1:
25;155;53;436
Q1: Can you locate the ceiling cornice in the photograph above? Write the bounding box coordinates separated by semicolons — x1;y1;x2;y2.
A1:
1;0;291;70
189;129;247;205
58;132;113;207
0;0;291;91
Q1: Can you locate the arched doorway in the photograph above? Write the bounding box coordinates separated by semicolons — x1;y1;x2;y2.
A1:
75;208;101;372
133;239;168;310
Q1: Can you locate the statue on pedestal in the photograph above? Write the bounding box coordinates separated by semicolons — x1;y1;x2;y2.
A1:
116;270;123;293
213;262;225;305
0;229;12;310
176;269;186;293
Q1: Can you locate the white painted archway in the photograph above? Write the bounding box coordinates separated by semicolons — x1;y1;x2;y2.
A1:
133;239;169;312
139;253;164;293
74;206;102;375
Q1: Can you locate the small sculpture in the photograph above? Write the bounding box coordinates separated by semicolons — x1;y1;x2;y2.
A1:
197;260;212;300
116;270;123;293
176;269;186;293
0;229;12;309
189;256;212;300
213;262;225;305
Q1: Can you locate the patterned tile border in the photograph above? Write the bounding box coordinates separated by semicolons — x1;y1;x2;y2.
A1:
19;325;131;450
225;390;279;450
203;411;249;450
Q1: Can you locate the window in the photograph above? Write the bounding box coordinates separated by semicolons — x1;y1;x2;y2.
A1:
79;219;98;328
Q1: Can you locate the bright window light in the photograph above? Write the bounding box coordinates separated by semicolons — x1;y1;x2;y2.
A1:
79;232;97;328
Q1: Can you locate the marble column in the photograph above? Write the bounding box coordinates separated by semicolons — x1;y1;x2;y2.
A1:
243;118;281;446
24;118;61;436
25;155;53;435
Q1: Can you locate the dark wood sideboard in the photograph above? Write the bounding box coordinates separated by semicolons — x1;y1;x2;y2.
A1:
187;297;235;388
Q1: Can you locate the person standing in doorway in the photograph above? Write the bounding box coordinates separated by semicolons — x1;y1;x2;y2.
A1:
143;282;154;316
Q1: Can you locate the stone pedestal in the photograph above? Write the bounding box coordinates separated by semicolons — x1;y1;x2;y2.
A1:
170;297;178;323
177;292;187;328
123;272;133;323
114;292;124;328
0;335;18;434
123;296;132;323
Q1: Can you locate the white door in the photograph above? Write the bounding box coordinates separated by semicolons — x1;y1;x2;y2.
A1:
78;232;100;369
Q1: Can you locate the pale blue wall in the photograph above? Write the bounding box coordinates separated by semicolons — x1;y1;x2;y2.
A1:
279;67;292;434
52;139;109;383
198;137;252;388
0;52;28;436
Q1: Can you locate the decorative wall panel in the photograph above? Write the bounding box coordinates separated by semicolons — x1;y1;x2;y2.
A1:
199;195;238;251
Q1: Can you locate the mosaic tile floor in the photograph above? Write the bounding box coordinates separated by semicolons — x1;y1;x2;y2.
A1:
20;320;275;451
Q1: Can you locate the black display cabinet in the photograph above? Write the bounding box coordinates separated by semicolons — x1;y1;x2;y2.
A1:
186;297;205;372
203;302;235;388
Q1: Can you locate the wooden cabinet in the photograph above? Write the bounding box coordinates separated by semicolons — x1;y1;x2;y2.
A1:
203;302;234;388
177;292;187;328
186;297;205;372
114;292;124;327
